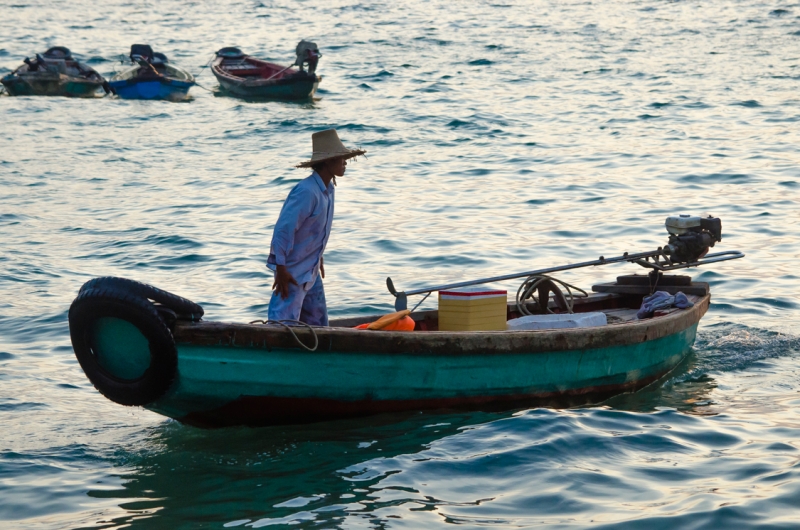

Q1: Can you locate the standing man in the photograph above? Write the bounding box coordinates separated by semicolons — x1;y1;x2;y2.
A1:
266;129;365;326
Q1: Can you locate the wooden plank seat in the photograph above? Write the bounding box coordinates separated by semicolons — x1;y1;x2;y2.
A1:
221;61;264;77
222;61;259;70
592;282;709;296
600;308;640;324
227;70;265;77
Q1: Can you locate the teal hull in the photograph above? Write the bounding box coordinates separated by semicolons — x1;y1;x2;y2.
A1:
1;74;103;97
72;284;709;427
149;322;699;427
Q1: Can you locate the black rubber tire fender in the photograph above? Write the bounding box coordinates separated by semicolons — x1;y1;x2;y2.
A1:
69;287;178;406
79;276;203;320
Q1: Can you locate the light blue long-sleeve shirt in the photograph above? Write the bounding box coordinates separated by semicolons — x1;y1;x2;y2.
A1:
266;172;334;286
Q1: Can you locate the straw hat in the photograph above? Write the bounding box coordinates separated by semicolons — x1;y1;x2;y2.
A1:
296;129;366;168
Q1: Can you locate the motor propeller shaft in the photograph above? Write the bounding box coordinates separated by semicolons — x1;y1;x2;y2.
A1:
386;215;742;311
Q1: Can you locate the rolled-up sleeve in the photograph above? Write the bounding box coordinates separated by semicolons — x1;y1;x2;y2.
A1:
270;186;316;266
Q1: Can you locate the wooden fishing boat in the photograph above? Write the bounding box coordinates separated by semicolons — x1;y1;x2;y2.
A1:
175;288;708;427
109;45;195;101
68;275;710;428
1;46;108;98
210;42;321;100
67;216;743;427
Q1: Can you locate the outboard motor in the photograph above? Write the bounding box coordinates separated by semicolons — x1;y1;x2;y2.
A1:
294;40;321;74
215;47;245;59
130;44;155;63
23;56;41;71
663;214;723;263
43;46;73;59
23;47;72;72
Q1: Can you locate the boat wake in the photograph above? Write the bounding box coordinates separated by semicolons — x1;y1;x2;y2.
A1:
599;322;800;415
680;321;799;380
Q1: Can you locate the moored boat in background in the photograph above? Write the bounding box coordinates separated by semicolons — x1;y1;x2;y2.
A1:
1;46;108;97
211;41;321;100
109;44;195;101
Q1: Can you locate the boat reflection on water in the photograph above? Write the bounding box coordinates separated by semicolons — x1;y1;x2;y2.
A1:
87;362;730;529
85;409;505;528
601;349;719;415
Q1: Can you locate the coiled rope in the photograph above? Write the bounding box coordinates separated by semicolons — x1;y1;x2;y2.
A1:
516;274;588;316
248;319;319;351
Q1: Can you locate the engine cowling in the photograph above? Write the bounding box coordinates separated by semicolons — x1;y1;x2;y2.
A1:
294;40;321;74
663;214;722;263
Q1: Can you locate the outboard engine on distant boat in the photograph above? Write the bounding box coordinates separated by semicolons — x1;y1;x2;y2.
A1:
23;47;74;73
294;40;321;74
130;44;155;63
663;214;722;264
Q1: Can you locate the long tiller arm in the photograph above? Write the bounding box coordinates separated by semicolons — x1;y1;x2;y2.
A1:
386;249;744;311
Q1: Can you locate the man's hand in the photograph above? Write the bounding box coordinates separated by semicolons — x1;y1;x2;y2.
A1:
320;256;325;279
272;264;298;300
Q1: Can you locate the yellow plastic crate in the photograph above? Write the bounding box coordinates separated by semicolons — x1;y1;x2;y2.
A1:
438;289;508;331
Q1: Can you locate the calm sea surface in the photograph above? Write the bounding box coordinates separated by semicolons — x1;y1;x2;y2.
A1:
2;0;800;528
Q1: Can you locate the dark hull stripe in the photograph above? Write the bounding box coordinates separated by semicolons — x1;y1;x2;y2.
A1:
178;370;671;428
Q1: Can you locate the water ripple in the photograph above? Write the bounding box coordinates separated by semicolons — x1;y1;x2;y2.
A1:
1;0;800;527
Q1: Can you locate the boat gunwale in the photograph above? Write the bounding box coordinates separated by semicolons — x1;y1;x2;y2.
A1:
12;71;105;85
211;55;318;87
110;63;196;85
10;58;105;81
173;294;709;356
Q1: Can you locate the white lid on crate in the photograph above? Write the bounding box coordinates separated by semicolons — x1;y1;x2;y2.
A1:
439;287;507;300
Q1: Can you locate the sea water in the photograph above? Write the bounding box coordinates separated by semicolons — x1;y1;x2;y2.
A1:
1;0;799;528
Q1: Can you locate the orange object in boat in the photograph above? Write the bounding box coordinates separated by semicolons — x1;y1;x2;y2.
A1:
354;311;415;331
367;309;410;330
384;316;415;331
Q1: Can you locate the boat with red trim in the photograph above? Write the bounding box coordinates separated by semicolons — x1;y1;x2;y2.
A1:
210;41;321;100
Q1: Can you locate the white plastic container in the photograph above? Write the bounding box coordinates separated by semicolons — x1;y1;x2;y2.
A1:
506;312;607;331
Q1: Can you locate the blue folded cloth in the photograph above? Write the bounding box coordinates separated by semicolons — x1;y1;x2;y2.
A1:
637;291;693;319
637;291;673;319
674;291;694;309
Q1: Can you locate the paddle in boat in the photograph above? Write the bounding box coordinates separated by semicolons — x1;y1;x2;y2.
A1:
1;46;110;98
211;41;321;100
108;45;195;101
68;216;743;427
